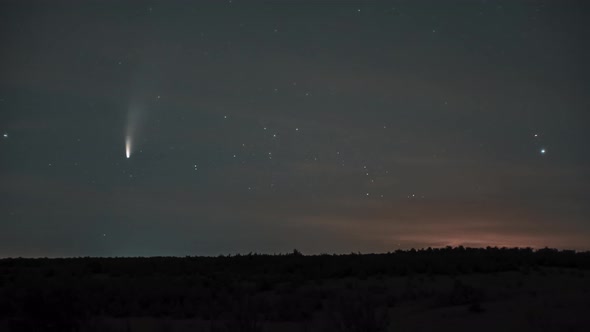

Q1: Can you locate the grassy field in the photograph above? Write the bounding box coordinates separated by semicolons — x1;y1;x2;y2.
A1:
1;247;589;331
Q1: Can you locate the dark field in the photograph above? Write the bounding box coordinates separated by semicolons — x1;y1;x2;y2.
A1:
1;247;590;332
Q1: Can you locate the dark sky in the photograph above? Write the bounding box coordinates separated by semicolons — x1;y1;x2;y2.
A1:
1;1;589;257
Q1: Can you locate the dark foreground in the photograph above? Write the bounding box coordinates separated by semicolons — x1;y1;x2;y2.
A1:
1;247;589;332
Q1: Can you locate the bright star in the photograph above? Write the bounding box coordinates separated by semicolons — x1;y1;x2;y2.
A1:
540;148;546;154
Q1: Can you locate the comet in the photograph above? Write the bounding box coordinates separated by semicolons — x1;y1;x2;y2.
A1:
125;68;156;159
125;103;143;159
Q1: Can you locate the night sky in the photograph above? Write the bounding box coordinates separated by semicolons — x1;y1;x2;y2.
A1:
1;1;589;257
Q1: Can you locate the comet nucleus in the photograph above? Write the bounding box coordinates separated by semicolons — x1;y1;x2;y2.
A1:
125;136;131;158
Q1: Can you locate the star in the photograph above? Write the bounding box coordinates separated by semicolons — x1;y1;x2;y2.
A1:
2;133;7;138
540;148;546;155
